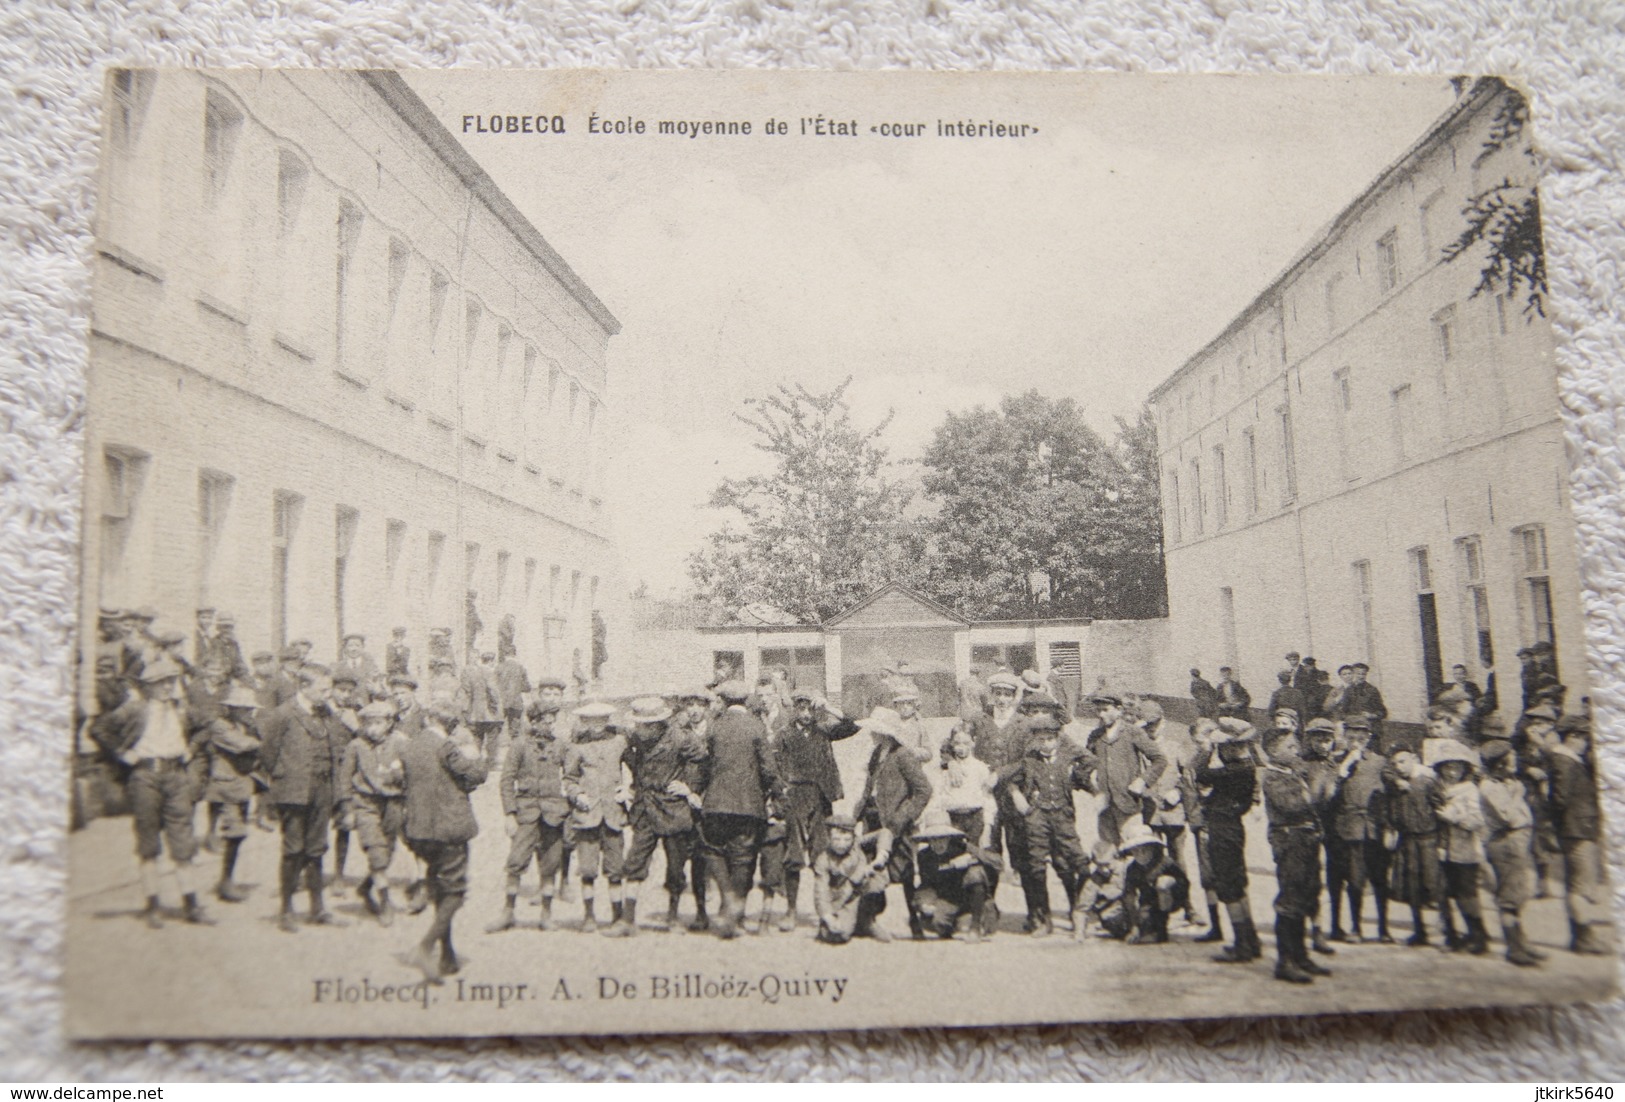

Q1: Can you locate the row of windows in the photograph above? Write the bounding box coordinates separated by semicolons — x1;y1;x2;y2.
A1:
1210;524;1556;700
100;448;598;656
1165;290;1519;543
109;73;607;492
1160;115;1521;440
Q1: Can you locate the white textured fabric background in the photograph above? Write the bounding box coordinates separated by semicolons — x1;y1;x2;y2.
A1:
2;0;1624;1082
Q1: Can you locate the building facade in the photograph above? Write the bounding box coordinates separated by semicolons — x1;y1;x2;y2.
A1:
83;70;621;702
620;584;1172;717
1148;79;1583;725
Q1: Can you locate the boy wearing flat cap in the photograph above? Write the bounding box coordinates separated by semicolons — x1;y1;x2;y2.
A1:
1259;723;1330;984
772;689;862;932
488;697;572;932
1193;717;1264;962
619;696;707;936
562;701;630;934
192;683;262;904
999;713;1094;937
1479;738;1543;966
340;700;409;925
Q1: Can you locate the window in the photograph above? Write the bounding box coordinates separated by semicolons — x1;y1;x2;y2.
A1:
524;558;537;608
1278;405;1298;504
1419;189;1444;259
495;550;510;608
109;69;155;154
202;90;244;202
1242;428;1260;515
100;448;147;609
464;299;482;361
1218;586;1239;669
271;491;304;650
276;151;308;238
386;238;409;324
427;271;449;350
197;470;234;608
1456;535;1495;668
1212;444;1227;528
334;506;359;648
1166;470;1181;543
1333;368;1353;480
1189;457;1204;537
1495;293;1510;336
1413;546;1433;592
1375;228;1399;293
1353;559;1377;671
426;531;446;604
549;564;561;609
569;570;582;611
385;519;406;584
335;201;364;370
1514;524;1556;654
1391;384;1414;462
1412;546;1445;701
1324;273;1343;334
1434;305;1457;363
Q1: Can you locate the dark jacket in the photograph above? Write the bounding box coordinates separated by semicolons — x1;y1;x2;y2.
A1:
459;663;502;723
625;725;707;835
1335;682;1388;722
1333;752;1389;842
775;713;861;804
1216;678;1251;718
1195;758;1257;820
499;734;569;826
1087;720;1169;814
968;710;1028;770
859;737;933;837
257;699;346;806
495;658;531;713
699;706;782;820
400;727;488;843
1001;743;1094;813
1547;748;1601;841
1266;685;1307;720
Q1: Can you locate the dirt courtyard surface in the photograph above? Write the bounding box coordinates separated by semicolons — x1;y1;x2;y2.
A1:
65;721;1617;1039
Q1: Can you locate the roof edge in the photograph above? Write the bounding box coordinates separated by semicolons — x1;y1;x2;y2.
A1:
1147;77;1509;405
358;71;622;338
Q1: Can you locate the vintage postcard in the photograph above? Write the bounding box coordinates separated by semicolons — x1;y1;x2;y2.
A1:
68;69;1615;1040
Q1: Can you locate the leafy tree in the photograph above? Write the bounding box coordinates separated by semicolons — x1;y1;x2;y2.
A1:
1443;81;1546;319
915;392;1166;620
686;378;917;624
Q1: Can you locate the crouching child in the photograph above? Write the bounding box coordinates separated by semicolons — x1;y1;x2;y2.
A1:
1074;841;1130;941
913;814;1003;941
813;812;889;944
1117;820;1191;943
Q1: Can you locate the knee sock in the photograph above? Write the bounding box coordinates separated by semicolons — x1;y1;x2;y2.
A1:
221;838;242;883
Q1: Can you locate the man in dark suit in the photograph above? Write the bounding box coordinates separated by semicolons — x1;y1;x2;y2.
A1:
258;664;348;932
1335;662;1391;749
696;680;783;938
494;646;532;748
400;702;489;981
1215;667;1251;720
460;651;504;767
856;707;934;940
773;689;862;932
